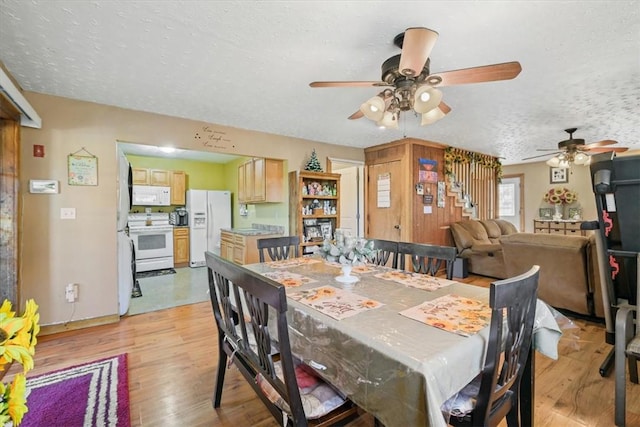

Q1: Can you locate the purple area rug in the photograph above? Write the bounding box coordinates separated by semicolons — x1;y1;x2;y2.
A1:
22;354;130;427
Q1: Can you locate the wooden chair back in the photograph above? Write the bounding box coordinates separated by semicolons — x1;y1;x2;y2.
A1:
206;251;355;426
450;265;540;427
258;235;300;262
397;241;457;279
368;239;399;268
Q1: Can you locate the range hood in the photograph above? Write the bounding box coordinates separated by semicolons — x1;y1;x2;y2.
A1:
0;64;41;129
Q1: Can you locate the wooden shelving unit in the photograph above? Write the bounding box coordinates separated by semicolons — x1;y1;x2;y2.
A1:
289;171;341;255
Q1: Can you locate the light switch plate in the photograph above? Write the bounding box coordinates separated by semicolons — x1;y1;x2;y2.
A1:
60;208;76;219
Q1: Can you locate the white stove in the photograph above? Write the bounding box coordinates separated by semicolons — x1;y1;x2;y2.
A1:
128;213;174;272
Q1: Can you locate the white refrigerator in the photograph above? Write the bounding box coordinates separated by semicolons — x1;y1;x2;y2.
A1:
186;190;232;267
116;148;134;315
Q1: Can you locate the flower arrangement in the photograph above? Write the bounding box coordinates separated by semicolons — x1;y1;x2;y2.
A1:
319;238;375;265
444;147;503;182
0;299;39;426
543;187;578;205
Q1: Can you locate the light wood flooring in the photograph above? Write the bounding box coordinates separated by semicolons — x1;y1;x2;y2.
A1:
12;275;640;426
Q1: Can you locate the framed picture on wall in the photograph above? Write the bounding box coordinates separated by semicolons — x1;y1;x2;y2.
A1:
550;167;568;184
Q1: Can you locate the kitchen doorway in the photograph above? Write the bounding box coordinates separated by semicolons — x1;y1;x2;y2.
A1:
327;158;365;238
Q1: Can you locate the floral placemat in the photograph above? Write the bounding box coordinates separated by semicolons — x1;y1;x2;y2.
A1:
260;271;318;287
374;270;455;291
289;285;384;320
266;257;321;269
399;294;492;337
323;261;382;274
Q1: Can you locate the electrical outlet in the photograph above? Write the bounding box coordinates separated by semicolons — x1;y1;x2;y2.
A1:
60;208;76;219
65;283;78;303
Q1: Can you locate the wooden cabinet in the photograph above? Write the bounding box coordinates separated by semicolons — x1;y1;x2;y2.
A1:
132;168;150;185
289;171;340;255
132;168;172;186
533;220;586;236
237;158;284;203
150;169;171;186
220;230;280;265
173;227;190;267
170;171;186;205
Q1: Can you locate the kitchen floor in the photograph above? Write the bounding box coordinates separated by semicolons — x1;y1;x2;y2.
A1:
126;266;209;316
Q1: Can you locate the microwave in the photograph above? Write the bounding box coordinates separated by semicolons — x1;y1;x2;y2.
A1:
132;185;171;206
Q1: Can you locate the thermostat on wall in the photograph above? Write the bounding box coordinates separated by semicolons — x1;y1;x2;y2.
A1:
29;180;59;194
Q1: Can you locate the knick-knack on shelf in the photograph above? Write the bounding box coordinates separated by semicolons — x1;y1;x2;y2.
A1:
304;149;323;172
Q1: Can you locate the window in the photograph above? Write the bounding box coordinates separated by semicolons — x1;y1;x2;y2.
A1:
498;183;516;217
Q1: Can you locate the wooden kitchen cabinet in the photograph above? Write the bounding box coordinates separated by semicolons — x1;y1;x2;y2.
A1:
132;168;150;185
149;169;171;186
173;227;190;267
220;230;280;265
289;170;341;255
170;171;186;205
132;168;172;186
237;158;284;203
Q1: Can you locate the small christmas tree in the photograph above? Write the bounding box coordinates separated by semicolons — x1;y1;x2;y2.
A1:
304;149;323;172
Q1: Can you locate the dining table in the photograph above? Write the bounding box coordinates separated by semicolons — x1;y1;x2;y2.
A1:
245;257;562;427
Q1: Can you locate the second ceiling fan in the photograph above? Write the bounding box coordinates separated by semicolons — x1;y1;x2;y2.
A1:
309;27;522;128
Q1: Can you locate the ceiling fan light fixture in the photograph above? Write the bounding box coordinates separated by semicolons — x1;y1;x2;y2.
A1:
558;159;570;169
360;95;385;121
546;157;560;167
413;87;442;113
420;106;446;126
377;111;399;129
574;152;589;165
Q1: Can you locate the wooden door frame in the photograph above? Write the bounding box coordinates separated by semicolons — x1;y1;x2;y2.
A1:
0;119;21;308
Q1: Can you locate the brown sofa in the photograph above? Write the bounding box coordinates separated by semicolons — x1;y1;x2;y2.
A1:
500;232;604;318
449;219;518;279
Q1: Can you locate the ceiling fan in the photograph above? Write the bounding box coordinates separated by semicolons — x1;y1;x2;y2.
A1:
309;27;522;128
522;128;629;166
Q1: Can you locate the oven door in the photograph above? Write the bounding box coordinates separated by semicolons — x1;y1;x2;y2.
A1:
130;227;174;260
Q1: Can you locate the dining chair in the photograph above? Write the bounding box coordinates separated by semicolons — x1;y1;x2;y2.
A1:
442;265;540;427
614;252;640;426
368;239;399;268
258;235;300;262
205;251;359;426
397;241;457;279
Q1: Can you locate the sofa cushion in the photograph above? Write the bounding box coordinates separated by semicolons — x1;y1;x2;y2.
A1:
480;220;502;243
493;219;518;235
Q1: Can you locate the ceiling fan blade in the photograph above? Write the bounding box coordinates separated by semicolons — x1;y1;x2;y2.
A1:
428;61;522;87
348;110;364;120
522;151;561;161
438;101;452;114
585;147;629;153
309;81;390;88
399;27;439;78
583;139;618;149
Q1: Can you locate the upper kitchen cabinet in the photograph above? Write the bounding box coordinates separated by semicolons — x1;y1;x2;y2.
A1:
132;167;150;185
170;171;186;205
237;158;284;204
132;168;171;186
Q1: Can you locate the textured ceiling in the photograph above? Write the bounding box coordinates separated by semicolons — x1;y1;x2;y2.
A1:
1;1;638;165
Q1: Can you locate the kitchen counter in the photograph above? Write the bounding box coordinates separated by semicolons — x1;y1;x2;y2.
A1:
220;224;285;264
220;223;285;236
220;228;278;236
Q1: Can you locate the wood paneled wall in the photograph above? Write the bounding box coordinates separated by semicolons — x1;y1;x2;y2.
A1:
365;138;500;247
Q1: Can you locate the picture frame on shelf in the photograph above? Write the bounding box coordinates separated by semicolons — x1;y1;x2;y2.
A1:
550;167;568;184
568;207;582;220
539;208;553;219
